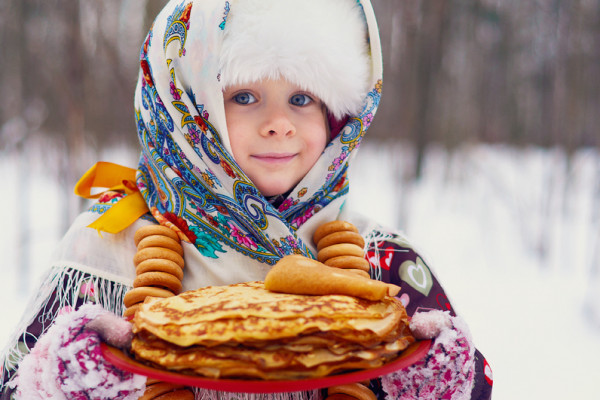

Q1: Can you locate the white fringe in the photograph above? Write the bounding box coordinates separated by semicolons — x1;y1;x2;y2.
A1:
364;229;410;282
193;387;322;400
2;267;323;399
1;265;130;390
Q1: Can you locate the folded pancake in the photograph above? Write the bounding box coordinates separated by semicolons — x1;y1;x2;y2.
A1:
131;281;414;380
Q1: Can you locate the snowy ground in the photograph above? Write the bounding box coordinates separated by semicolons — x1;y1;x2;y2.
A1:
1;141;599;398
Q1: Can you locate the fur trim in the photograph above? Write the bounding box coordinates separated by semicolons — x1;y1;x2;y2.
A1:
219;0;370;119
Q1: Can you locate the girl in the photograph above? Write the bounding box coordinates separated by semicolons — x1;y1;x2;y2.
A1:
1;1;493;399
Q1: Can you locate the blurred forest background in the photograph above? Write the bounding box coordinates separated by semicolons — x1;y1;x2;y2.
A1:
1;0;599;311
2;0;600;224
1;1;600;396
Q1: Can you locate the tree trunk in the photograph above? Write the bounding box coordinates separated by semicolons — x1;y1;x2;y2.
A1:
413;1;449;180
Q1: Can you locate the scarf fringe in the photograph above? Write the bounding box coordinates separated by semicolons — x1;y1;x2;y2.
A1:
364;229;410;282
193;387;321;400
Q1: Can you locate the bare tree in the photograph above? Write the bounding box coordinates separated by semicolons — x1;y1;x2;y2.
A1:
0;0;166;292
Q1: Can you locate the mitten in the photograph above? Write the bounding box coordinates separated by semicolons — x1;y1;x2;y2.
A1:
381;310;476;400
9;303;146;400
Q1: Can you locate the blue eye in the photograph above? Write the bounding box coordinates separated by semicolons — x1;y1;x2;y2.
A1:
233;92;256;105
289;94;313;106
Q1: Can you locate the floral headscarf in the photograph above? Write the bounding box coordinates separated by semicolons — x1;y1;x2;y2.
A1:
134;0;382;268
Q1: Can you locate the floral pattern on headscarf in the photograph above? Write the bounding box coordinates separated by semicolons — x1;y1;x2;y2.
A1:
134;0;382;265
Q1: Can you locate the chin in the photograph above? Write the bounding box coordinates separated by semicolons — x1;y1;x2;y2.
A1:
258;182;295;198
261;188;289;197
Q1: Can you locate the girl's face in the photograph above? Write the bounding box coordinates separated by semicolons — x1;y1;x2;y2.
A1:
223;78;328;197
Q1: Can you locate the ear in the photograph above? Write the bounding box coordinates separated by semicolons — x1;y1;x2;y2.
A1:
327;110;350;140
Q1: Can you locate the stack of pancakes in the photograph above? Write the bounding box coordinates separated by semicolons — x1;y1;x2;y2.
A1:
131;281;414;380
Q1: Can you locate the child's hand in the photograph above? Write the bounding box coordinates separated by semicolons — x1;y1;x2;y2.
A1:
85;310;134;349
381;310;477;400
10;304;146;400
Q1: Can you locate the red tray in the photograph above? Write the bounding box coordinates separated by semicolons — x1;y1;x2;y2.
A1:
101;339;431;393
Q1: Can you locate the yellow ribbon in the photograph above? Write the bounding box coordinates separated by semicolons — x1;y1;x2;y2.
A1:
74;161;150;235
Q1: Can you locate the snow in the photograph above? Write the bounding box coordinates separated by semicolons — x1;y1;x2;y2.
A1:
348;143;600;399
1;142;599;398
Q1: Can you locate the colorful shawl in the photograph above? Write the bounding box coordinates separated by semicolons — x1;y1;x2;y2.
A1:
134;0;383;272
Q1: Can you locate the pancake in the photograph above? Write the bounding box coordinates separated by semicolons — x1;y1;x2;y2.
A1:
132;338;406;379
131;281;414;380
137;281;394;323
131;328;414;379
134;281;403;347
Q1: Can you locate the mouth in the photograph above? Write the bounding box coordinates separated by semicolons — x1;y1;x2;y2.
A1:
251;152;297;164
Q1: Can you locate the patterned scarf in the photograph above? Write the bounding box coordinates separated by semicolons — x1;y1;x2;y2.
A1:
134;0;382;267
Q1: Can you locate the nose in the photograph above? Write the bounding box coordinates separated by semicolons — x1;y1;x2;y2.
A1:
260;105;295;137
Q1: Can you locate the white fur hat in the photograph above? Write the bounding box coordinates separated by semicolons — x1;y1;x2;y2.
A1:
219;0;371;119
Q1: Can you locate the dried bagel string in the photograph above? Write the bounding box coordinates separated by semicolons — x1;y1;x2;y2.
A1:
125;225;194;399
124;221;376;398
327;381;377;400
314;221;370;278
123;225;184;319
314;221;378;400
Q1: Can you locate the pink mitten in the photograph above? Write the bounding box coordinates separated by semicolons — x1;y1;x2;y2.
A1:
381;310;476;400
10;303;146;400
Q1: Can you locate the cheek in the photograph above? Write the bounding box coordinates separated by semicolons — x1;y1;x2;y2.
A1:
227;125;241;156
300;109;329;152
306;121;328;155
224;114;247;157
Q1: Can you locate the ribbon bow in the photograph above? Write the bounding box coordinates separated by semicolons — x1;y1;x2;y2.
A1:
74;162;149;234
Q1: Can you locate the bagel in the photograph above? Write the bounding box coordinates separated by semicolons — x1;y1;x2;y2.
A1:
313;220;359;245
317;243;364;263
137;235;183;256
134;225;180;247
135;259;184;281
317;230;365;251
133;247;185;269
133;271;183;294
123;303;142;319
139;382;189;400
323;255;371;272
328;383;377;400
153;390;195;400
342;268;371;278
123;287;174;308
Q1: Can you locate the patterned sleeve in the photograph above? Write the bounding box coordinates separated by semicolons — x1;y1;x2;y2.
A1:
365;231;493;400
